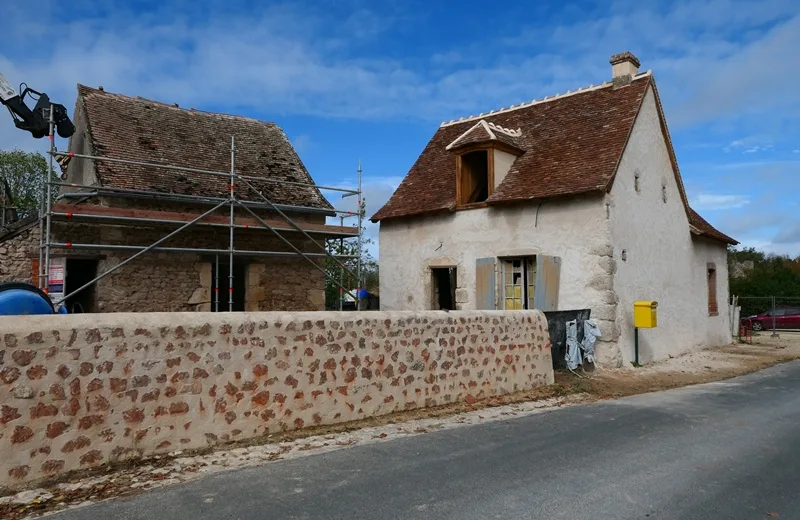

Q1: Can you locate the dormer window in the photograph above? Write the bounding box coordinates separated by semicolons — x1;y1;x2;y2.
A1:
457;148;492;205
446;120;524;208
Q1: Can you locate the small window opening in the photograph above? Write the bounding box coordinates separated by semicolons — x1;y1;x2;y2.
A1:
634;170;641;193
662;182;667;203
211;261;247;311
459;150;490;204
707;264;718;316
502;257;536;310
432;267;456;310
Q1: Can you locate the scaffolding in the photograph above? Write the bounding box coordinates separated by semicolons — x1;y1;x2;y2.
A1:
36;104;365;312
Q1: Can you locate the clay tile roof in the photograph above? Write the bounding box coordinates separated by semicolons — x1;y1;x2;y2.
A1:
73;85;332;210
372;75;652;221
688;208;738;245
371;71;737;246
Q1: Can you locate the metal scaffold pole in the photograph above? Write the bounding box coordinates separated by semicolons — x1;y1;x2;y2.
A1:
229;136;235;312
37;159;45;289
43;104;55;293
356;160;363;310
215;254;220;312
339;215;344;311
38;137;363;309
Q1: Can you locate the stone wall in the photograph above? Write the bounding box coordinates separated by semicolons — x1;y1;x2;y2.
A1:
0;221;325;312
0;310;552;488
0;224;37;285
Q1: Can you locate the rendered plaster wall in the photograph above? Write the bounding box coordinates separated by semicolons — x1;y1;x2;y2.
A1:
0;310;552;488
608;86;732;363
378;196;621;364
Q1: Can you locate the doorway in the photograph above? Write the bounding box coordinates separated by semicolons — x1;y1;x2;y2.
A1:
432;267;456;310
210;261;247;311
64;259;98;313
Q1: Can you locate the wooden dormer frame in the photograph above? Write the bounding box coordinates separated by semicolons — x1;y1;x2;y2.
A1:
454;142;524;209
455;144;494;208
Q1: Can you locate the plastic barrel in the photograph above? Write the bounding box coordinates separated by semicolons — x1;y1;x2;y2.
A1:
0;282;58;315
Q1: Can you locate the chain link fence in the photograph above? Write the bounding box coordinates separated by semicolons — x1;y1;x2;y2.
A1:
735;296;800;335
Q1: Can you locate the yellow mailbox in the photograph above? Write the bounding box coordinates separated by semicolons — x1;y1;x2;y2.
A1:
634;301;658;328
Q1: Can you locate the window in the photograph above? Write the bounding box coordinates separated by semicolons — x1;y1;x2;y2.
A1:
211;261;247;311
634;170;641;193
457;150;492;205
502;257;536;310
661;182;667;203
432;267;456;310
707;263;718;316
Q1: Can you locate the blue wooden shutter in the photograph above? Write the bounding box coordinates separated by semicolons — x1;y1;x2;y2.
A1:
475;257;496;310
534;255;561;311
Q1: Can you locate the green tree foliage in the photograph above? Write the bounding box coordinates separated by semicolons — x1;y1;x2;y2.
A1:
0;150;53;221
729;245;800;315
324;201;378;309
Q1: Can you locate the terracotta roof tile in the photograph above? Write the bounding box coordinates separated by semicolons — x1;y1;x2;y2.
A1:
372;75;651;220
73;85;332;210
688;208;738;245
372;71;737;245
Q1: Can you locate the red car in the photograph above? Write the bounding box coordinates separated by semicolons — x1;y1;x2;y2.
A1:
741;308;800;331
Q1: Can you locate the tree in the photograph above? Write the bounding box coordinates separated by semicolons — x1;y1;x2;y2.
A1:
728;245;800;316
324;201;379;309
0;150;54;222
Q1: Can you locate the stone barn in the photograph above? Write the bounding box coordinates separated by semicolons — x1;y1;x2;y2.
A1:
0;85;356;313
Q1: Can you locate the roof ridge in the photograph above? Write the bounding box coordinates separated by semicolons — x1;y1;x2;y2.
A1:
485;121;521;137
439;70;653;128
479;120;497;139
77;84;277;126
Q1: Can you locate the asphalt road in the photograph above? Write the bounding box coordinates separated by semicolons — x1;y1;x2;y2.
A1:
55;362;800;520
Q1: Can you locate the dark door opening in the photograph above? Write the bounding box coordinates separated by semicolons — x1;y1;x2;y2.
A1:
211;261;247;311
432;267;456;310
64;259;98;313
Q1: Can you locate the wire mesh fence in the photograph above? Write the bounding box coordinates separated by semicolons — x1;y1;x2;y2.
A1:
735;296;800;334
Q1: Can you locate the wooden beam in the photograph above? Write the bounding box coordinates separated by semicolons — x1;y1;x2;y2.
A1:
51;204;358;236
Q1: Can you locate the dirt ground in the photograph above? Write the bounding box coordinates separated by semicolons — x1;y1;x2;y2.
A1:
3;332;800;519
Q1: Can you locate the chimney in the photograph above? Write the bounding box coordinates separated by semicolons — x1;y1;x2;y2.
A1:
610;52;640;87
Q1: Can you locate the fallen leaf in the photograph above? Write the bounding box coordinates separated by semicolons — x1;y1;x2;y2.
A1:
767;512;780;518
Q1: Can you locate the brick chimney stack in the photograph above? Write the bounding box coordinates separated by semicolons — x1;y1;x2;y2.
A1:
610;51;640;87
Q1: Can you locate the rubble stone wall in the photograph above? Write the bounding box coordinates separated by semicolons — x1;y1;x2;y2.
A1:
0;222;325;312
0;310;552;488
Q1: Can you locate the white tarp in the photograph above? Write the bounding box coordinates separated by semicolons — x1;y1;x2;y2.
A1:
565;318;602;370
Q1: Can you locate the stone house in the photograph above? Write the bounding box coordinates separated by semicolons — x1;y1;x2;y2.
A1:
372;52;738;366
0;85;356;313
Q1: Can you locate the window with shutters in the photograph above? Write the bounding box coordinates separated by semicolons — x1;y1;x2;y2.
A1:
707;263;718;316
501;257;536;310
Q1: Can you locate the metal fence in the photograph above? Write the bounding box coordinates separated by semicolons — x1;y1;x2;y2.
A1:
735;296;800;335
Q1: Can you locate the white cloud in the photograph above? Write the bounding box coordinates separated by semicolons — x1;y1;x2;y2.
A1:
690;193;751;210
291;135;313;154
1;0;796;142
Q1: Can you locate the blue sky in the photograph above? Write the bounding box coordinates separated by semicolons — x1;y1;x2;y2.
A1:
1;0;799;259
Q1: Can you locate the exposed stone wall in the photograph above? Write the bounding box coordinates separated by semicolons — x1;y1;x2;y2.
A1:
0;221;325;312
0;225;38;284
0;311;552;488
